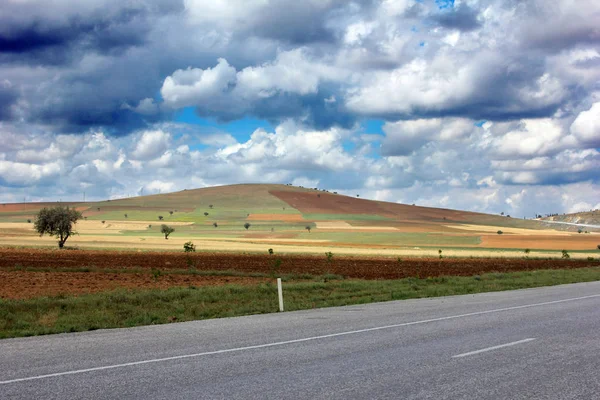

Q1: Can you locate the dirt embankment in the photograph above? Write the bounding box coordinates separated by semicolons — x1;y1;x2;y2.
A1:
1;248;598;299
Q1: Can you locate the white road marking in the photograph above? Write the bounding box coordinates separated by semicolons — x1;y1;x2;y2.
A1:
1;293;599;385
452;338;536;358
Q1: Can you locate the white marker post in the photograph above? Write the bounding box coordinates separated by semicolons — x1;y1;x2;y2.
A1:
277;278;284;312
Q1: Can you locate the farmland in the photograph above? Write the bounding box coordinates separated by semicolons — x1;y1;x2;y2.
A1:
1;183;599;338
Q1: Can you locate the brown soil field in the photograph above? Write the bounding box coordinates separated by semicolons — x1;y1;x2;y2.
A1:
0;203;80;213
271;190;477;222
1;248;598;299
0;271;269;300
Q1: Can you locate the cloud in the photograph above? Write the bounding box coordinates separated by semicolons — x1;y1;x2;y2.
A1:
160;49;352;127
570;102;600;147
1;0;599;217
381;118;475;156
431;4;481;32
131;130;170;160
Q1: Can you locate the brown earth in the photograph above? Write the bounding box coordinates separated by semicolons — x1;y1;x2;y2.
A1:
271;190;478;223
1;248;598;299
0;271;269;300
0;202;79;212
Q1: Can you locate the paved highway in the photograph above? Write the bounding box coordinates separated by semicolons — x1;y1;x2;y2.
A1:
1;282;600;399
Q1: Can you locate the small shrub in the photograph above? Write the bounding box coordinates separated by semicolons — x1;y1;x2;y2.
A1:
151;269;162;281
325;251;333;262
183;241;196;252
161;224;174;239
169;211;173;216
158;216;163;221
213;222;218;228
561;249;570;259
101;220;105;224
124;214;128;218
578;229;583;234
497;230;503;235
27;219;31;223
148;224;152;228
204;212;209;216
271;258;282;276
397;257;402;263
244;222;251;230
209;204;213;209
524;248;530;254
268;248;274;255
588;257;596;261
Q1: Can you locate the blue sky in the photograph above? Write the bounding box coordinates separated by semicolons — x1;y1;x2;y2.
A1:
0;0;598;216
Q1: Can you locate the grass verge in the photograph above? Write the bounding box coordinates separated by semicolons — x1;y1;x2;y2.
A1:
1;267;600;339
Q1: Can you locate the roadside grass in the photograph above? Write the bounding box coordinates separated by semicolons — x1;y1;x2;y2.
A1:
5;265;324;281
2;267;600;339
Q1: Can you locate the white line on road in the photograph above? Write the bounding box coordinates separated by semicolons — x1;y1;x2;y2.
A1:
1;293;599;385
452;338;536;358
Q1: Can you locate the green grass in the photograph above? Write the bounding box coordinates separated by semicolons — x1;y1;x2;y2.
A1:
2;267;600;338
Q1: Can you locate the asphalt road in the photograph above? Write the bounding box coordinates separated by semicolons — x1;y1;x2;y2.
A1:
1;282;600;399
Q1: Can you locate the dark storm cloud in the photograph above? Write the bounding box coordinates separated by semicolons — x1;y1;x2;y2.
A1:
0;85;18;120
0;8;157;65
431;5;481;31
2;0;599;137
0;1;186;133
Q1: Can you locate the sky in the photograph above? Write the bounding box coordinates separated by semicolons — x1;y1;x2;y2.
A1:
0;0;599;217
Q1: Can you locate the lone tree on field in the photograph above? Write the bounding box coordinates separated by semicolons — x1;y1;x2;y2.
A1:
204;212;209;216
305;225;311;233
213;222;218;228
158;215;163;221
169;211;174;216
244;222;251;230
34;206;82;248
161;224;174;239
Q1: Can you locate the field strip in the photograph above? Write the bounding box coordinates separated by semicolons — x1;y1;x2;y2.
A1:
452;338;536;358
2;293;599;385
0;237;597;258
445;224;572;236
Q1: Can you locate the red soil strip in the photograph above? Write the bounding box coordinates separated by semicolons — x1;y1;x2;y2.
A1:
270;190;475;222
0;203;79;213
1;248;597;299
0;271;269;300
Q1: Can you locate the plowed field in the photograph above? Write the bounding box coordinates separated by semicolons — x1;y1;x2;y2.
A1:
1;248;598;299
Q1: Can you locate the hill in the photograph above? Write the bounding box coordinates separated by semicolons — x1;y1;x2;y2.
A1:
541;210;600;227
1;183;544;229
3;184;599;256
